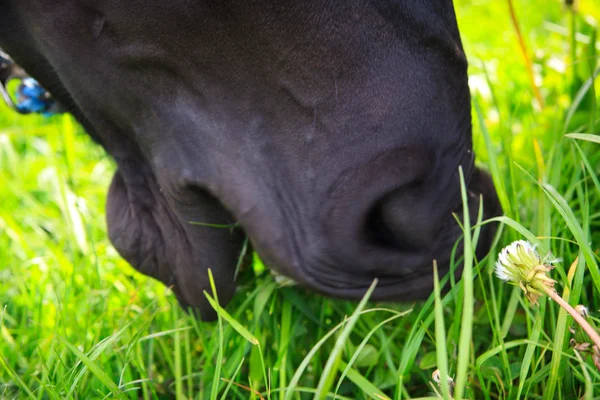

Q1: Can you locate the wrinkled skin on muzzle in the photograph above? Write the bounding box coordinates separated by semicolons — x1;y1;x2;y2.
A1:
1;0;502;320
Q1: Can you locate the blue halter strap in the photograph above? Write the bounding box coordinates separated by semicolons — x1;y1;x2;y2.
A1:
0;49;63;116
15;78;60;116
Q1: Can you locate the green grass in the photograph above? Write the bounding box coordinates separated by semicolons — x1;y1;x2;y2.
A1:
1;0;600;398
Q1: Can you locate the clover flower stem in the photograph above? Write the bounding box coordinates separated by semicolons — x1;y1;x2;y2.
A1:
543;287;600;350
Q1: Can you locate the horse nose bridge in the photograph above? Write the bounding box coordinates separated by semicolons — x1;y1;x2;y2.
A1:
324;147;435;207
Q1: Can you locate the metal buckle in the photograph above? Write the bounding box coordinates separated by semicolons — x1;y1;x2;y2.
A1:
0;49;32;114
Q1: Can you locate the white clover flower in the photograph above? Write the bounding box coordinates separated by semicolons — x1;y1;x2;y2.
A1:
432;369;454;385
432;369;454;397
270;269;297;287
575;305;589;319
495;240;540;281
495;240;555;305
495;241;600;357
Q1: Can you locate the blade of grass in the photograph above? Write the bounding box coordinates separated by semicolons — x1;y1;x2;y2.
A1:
174;308;183;400
207;269;225;400
515;298;547;399
540;183;600;292
563;65;600;134
284;308;388;400
475;98;512;217
184;328;193;400
67;321;134;395
571;141;600;197
544;257;589;400
335;311;411;397
475;339;531;369
220;357;246;400
433;261;451;399
486;216;549;254
453;167;474;400
565;133;600;144
338;360;391;400
204;291;259;345
395;266;456;398
572;350;593;400
500;287;522;338
58;337;127;399
205;282;270;399
0;355;37;399
278;300;292;400
312;279;378;400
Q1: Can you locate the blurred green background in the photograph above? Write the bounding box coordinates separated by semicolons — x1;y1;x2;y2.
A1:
1;0;599;399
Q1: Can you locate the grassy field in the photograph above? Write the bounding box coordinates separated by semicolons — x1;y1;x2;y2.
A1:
1;1;600;399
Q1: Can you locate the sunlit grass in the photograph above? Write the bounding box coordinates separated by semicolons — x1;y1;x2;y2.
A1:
1;0;599;398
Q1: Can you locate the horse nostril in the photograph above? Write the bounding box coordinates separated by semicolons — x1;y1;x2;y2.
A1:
364;201;405;249
363;187;438;252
